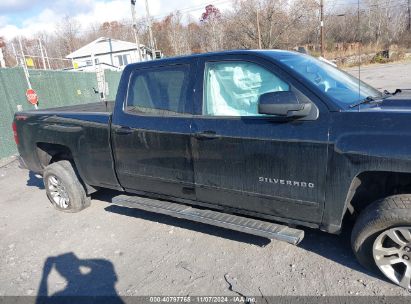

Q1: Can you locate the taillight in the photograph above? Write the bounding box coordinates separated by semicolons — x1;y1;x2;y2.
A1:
12;122;19;145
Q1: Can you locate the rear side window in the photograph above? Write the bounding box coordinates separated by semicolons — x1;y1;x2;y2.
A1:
126;64;191;115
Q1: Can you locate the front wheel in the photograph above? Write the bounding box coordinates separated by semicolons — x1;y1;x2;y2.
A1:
43;160;90;212
351;195;411;290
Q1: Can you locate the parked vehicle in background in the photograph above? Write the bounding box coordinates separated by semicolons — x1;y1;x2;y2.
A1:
13;50;411;290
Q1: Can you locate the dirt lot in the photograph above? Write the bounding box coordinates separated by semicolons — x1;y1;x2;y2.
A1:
346;61;411;91
1;62;411;298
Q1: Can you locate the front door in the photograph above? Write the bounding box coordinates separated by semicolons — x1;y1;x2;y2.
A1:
191;55;330;223
111;60;196;200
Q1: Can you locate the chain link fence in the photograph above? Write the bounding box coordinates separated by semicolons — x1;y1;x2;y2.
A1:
0;68;121;159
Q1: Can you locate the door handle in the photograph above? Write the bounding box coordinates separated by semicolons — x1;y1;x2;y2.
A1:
115;127;133;135
194;131;217;140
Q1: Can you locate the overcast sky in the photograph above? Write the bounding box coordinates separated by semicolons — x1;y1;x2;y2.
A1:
0;0;232;40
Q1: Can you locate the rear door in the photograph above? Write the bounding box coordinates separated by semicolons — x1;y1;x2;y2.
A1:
191;54;330;223
111;59;196;200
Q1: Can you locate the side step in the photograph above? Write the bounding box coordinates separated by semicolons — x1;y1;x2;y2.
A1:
111;194;304;245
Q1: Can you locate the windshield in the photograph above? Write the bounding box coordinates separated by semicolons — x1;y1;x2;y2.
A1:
274;52;383;108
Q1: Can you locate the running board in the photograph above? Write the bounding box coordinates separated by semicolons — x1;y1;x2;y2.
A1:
111;194;304;245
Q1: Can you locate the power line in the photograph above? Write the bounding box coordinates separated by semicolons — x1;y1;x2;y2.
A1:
151;0;232;19
329;0;408;8
54;0;233;36
326;0;409;15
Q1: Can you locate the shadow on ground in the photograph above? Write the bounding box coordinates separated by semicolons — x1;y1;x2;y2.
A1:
96;189;271;247
27;171;45;189
36;252;124;303
94;189;385;284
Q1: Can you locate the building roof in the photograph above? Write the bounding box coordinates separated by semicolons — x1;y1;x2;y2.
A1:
66;37;144;59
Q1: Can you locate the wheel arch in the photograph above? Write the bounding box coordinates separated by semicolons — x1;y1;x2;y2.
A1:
344;170;411;219
36;142;97;194
36;142;73;168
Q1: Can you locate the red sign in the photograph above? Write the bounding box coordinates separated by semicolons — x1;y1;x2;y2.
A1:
26;89;38;105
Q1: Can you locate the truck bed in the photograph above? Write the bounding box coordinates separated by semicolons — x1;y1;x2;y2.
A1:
15;100;121;191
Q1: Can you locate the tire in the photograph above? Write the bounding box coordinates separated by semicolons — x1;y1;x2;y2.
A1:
351;194;411;289
43;160;90;213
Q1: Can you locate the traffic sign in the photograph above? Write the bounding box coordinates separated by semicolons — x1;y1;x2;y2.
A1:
26;89;38;105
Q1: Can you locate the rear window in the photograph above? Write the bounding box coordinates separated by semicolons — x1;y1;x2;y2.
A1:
126;64;191;115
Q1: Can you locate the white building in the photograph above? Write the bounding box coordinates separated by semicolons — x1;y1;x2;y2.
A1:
66;37;153;71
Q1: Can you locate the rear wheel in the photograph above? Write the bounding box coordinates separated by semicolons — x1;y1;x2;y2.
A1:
43;160;90;212
351;195;411;290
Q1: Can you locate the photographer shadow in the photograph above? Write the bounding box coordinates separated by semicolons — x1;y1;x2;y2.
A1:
27;171;45;189
36;252;124;303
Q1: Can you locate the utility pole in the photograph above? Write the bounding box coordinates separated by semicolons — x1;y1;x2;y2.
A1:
408;0;411;31
130;0;143;62
256;8;262;49
144;0;155;52
320;0;324;57
38;39;47;70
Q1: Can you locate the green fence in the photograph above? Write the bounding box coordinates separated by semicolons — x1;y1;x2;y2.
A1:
104;69;122;100
0;68;122;159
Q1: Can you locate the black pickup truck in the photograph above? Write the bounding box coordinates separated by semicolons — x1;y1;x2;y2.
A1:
13;50;411;289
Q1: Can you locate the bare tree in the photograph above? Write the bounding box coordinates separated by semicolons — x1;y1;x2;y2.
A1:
2;0;411;67
167;12;191;55
55;15;81;55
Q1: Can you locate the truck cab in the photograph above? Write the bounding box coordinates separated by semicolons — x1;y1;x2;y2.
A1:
111;51;329;227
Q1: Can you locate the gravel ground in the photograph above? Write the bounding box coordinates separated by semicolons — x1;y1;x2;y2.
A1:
346;61;411;91
1;62;411;298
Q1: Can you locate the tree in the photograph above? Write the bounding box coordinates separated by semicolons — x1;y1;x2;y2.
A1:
200;4;224;51
55;15;81;55
2;0;411;67
201;4;222;22
0;36;6;67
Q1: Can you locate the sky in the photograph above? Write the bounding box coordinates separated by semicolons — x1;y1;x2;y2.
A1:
0;0;232;40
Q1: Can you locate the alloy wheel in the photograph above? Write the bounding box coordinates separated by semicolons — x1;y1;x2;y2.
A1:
47;175;70;209
373;227;411;289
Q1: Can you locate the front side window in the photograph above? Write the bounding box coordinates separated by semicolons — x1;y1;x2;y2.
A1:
204;61;290;116
126;64;191;116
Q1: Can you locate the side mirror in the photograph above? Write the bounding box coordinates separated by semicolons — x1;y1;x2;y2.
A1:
258;91;312;118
